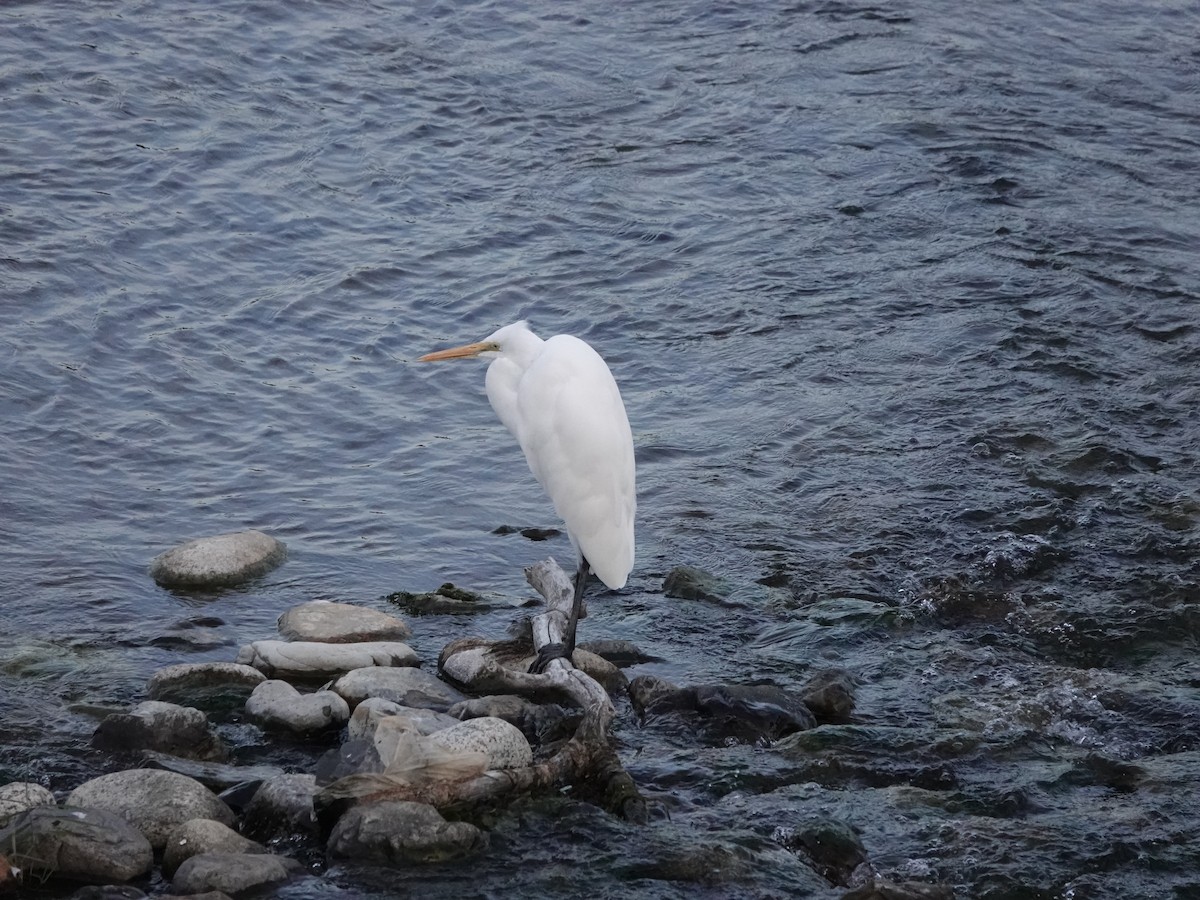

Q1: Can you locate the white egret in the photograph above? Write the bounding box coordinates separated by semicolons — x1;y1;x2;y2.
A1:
419;321;636;670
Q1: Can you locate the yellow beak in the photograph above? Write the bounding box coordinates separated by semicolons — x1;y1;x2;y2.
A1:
418;341;493;362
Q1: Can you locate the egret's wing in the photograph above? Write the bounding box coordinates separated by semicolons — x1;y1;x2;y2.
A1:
513;335;635;589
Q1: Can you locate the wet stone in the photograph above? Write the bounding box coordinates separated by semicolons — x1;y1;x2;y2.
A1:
0;806;153;883
240;774;318;844
91;701;228;762
170;852;301;896
147;662;267;711
662;565;732;603
236;639;419;680
629;675;817;740
327;800;488;864
332;666;467;712
384;583;502;614
161;819;266;877
244;680;350;733
66;770;234;851
149;530;286;589
278;600;412;643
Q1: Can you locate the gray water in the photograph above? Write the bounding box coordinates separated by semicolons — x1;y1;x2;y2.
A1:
2;0;1199;896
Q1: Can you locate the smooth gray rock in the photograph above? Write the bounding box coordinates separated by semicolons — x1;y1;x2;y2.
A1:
332;666;466;711
66;770;234;850
171;852;300;896
147;662;267;710
150;530;286;589
236;639;419;679
347;698;459;741
0;806;153;882
240;774;318;843
278;600;411;643
425;716;532;770
326;800;487;864
244;680;349;733
162;818;266;877
0;781;56;827
92;701;227;762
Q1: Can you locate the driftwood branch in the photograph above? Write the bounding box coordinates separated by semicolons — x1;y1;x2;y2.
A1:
317;558;645;822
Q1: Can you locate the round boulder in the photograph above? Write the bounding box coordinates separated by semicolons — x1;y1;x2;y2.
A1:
245;681;349;733
162;818;266;877
425;716;532;770
327;800;487;864
66;770;234;850
0;806;152;882
171;852;300;896
150;530;286;589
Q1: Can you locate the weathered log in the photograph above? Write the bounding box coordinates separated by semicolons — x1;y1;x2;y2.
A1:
316;558;646;823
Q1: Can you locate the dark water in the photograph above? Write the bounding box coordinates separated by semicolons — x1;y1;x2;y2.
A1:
2;0;1199;896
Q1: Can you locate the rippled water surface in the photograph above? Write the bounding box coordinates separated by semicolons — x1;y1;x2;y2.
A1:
3;0;1199;897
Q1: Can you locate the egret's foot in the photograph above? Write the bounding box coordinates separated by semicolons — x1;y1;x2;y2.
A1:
528;642;572;674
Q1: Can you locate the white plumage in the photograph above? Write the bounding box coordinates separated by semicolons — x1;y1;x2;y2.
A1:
420;320;635;606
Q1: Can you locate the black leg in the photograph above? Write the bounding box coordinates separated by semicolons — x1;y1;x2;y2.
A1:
529;555;590;673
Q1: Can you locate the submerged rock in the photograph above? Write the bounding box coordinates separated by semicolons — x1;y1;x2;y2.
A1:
66;770;234;851
161;819;267;877
629;675;817;740
150;530;286;589
240;775;318;844
800;668;858;724
0;782;55;827
236;639;419;679
663;565;732;603
777;815;873;887
278;600;412;643
91;701;228;762
170;852;300;896
332;666;466;711
147;662;267;711
0;806;153;883
385;583;501;615
245;680;349;733
327;800;487;864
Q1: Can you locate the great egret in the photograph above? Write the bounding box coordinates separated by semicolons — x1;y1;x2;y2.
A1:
419;321;636;670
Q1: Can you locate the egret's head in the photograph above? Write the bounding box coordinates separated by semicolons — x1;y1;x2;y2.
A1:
419;321;533;363
418;339;500;362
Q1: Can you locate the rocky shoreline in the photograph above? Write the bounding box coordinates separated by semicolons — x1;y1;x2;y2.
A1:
0;530;952;900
